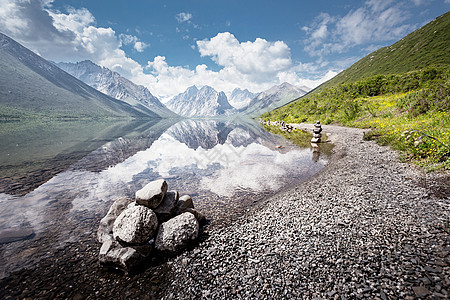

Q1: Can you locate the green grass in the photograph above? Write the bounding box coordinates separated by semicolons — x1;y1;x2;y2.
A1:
262;66;450;170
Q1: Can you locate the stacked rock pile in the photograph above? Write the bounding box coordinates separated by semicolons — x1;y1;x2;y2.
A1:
97;179;205;272
311;121;322;143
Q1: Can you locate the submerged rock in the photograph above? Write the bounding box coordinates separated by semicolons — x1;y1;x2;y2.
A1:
0;227;34;244
97;198;133;243
113;205;158;244
135;179;168;209
155;212;199;252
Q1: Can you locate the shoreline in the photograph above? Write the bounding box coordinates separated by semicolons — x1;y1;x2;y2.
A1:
0;124;448;299
162;124;449;299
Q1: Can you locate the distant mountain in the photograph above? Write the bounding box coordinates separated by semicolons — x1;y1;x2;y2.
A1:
55;60;177;118
227;88;257;109
166;86;234;117
0;33;158;119
317;11;450;91
240;82;309;117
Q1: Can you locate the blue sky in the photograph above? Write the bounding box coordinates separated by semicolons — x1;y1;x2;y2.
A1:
0;0;448;101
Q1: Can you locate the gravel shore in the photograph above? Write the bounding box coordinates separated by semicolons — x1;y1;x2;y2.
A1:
162;124;450;299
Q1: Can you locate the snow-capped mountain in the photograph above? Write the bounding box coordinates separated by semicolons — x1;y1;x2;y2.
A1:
166;86;234;117
227;88;257;109
240;82;310;117
56;60;176;118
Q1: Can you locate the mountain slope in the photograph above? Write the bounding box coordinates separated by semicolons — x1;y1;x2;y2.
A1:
0;33;158;119
240;82;308;117
56;60;177;118
317;11;450;92
166;86;234;117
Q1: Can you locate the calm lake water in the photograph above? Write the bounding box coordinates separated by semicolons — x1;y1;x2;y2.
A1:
0;118;332;278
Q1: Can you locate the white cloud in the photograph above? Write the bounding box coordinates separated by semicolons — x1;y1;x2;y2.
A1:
304;1;415;56
134;41;148;52
175;12;192;23
119;34;149;52
197;32;292;81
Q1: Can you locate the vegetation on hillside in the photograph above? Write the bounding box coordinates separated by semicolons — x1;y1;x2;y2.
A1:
262;66;450;170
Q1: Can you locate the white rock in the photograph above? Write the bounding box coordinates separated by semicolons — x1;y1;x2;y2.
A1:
155;212;199;252
113;205;158;244
97;198;133;243
135;179;168;209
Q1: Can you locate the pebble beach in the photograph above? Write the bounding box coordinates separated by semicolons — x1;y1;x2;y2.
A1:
162;124;449;299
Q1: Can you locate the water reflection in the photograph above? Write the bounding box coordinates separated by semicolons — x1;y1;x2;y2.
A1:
0;118;331;278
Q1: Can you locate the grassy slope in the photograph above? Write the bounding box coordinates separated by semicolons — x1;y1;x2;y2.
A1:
262;12;450;170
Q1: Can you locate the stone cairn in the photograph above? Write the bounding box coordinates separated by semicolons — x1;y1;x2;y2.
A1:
97;179;205;272
311;121;322;143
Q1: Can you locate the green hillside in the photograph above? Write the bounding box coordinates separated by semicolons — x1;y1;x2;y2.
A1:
0;33;159;119
263;12;450;170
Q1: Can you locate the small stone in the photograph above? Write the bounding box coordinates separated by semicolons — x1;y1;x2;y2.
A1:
135;179;168;209
178;195;194;210
412;286;430;297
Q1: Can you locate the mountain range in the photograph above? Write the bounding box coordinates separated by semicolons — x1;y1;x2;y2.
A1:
0;32;159;119
55;60;176;118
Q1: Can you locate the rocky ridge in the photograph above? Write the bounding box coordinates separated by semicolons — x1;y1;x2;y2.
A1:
162;124;450;299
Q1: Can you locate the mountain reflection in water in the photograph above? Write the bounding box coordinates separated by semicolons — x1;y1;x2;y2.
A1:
0;118;332;278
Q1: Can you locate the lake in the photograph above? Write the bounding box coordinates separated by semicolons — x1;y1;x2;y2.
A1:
0;117;332;278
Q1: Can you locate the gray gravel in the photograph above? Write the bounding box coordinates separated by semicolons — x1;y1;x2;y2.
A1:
161;124;450;300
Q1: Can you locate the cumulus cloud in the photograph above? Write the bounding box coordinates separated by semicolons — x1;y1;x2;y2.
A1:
197;32;293;82
304;0;415;56
119;34;149;52
175;12;192;23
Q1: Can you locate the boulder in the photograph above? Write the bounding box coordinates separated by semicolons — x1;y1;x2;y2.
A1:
155;212;199;252
113;205;158;244
97;198;133;243
135;179;168;209
154;191;179;222
99;239;152;271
